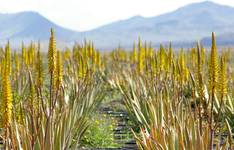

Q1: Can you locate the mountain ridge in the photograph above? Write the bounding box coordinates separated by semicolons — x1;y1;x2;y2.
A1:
1;1;234;49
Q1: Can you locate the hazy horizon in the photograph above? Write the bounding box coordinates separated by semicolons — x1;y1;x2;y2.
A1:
0;0;234;31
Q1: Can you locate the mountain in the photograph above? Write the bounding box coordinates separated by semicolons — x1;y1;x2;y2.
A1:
0;11;80;48
1;1;234;49
82;1;234;48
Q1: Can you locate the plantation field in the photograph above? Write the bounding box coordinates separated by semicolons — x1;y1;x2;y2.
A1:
0;29;233;150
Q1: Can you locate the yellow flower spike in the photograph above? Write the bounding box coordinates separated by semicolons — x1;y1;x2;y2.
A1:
14;51;20;76
21;42;27;67
82;61;87;79
0;61;2;76
5;41;11;76
144;41;151;75
96;50;102;70
219;55;227;96
144;41;148;59
25;49;30;69
56;50;63;89
36;43;43;88
197;43;202;78
2;59;13;128
92;50;97;72
136;38;145;73
87;41;91;58
91;42;95;58
201;45;206;66
78;57;84;79
133;42;137;64
93;50;97;64
148;46;153;59
184;68;189;82
209;32;219;93
1;59;5;80
88;41;94;58
196;43;205;99
28;43;32;66
83;40;88;61
208;32;219;149
72;46;79;63
178;49;187;84
48;28;57;74
28;42;36;67
172;60;178;81
138;37;142;52
151;52;157;76
168;43;173;70
159;44;165;72
164;53;169;73
64;48;71;62
138;46;144;73
190;48;196;69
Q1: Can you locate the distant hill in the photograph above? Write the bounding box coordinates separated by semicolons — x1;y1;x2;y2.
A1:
0;11;80;49
83;1;234;48
1;1;234;49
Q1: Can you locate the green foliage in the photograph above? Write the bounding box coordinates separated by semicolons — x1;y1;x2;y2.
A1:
81;113;119;148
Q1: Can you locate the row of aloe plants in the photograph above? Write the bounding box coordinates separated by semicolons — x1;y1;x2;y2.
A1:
0;29;106;149
108;33;234;149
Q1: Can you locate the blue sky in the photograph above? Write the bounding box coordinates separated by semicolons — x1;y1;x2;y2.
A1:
0;0;232;31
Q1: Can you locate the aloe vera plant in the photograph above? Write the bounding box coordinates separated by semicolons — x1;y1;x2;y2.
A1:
109;33;233;149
